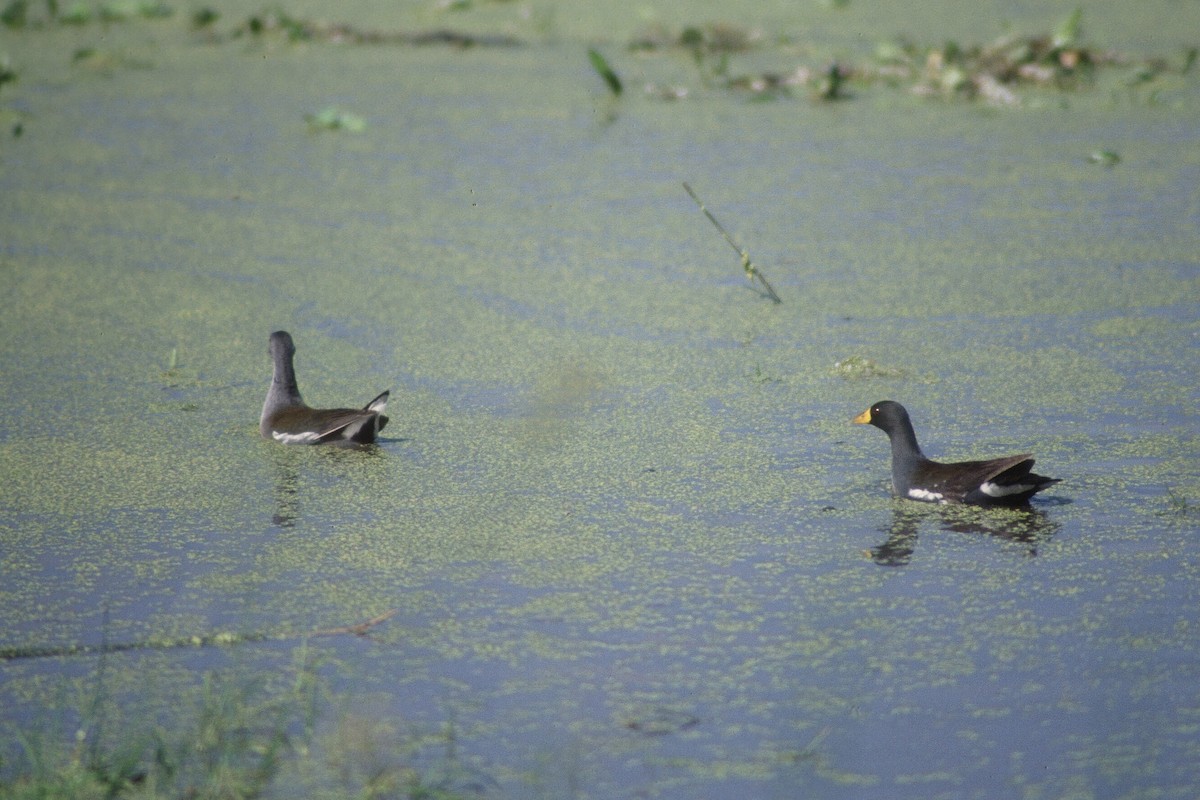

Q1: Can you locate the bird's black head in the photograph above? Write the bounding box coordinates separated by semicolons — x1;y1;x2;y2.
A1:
852;400;911;433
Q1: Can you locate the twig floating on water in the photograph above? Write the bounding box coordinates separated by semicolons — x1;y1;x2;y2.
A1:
312;609;399;637
0;609;399;662
682;182;781;303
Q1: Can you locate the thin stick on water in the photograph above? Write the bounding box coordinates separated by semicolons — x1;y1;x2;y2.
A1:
682;182;782;304
0;609;399;662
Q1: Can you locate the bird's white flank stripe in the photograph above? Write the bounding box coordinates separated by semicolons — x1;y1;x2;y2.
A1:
273;430;321;444
907;488;945;502
980;481;1030;498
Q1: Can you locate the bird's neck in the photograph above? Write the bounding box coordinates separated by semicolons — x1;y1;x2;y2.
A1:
265;356;304;411
889;421;924;461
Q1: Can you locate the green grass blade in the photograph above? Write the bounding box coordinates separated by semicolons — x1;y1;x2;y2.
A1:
588;47;623;96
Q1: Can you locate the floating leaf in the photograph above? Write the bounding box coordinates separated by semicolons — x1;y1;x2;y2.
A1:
1;0;27;28
305;106;366;133
816;61;847;100
1087;149;1119;167
587;47;622;96
0;55;15;88
1182;47;1197;75
1052;8;1082;51
191;7;218;28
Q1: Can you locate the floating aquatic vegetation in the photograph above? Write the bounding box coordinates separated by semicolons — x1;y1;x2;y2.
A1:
1;0;170;26
627;9;1192;107
2;2;1187;110
1088;149;1120;167
189;5;216;28
622;705;700;736
1156;488;1198;520
3;0;172;26
241;6;310;41
587;47;622;96
631;21;770;94
0;0;26;26
304;106;366;133
720;65;802;97
231;7;521;47
748;363;784;384
630;21;760;56
97;0;171;22
0;55;22;134
0;0;519;45
56;1;90;23
70;45;153;71
642;82;689;101
832;356;904;380
0;52;15;88
629;21;849;100
882;9;1119;105
0;3;511;44
814;61;849;101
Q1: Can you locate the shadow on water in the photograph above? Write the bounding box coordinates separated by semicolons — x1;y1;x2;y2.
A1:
868;502;1063;566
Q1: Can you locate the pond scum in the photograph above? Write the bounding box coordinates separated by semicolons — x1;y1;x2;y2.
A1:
1;2;1197;797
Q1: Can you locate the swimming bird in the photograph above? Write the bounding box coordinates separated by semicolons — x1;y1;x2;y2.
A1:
852;400;1059;505
260;331;389;445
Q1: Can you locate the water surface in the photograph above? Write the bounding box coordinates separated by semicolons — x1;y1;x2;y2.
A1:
2;2;1199;797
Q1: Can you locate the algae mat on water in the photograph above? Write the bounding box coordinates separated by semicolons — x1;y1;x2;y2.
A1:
1;2;1199;798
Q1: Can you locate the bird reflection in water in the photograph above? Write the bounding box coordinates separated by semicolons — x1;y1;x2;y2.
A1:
867;502;1063;566
269;443;388;529
270;449;302;529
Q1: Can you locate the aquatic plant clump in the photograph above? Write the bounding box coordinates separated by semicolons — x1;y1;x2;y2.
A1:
884;10;1106;105
629;9;1194;105
2;3;1192;107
